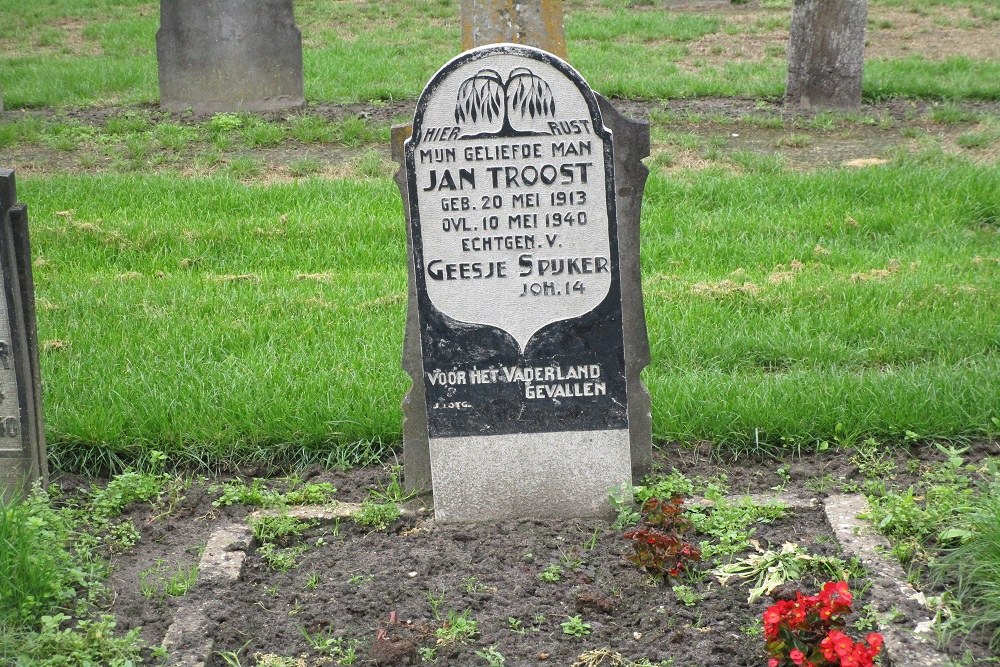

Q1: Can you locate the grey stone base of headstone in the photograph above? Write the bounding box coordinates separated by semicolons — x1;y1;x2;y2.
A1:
785;0;867;109
392;94;652;506
156;0;305;113
430;430;631;522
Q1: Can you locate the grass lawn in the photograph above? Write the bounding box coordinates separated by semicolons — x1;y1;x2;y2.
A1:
20;156;999;471
2;0;1000;107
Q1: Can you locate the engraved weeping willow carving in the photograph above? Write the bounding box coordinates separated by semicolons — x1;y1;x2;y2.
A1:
454;67;555;136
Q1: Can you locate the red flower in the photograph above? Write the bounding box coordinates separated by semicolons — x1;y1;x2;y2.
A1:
763;583;883;667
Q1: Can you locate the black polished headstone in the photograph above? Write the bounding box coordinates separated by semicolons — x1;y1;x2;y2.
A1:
156;0;305;113
394;45;651;523
0;169;47;499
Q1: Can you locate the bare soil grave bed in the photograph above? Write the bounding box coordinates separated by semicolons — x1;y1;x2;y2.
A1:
71;443;1000;667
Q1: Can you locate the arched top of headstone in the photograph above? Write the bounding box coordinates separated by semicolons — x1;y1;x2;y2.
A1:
410;44;607;148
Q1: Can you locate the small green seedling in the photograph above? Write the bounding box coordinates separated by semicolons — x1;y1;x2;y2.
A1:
435;610;478;646
475;645;506;666
538;563;564;582
560;615;592;637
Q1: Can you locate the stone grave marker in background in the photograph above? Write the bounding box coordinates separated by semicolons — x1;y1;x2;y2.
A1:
461;0;569;60
156;0;305;113
0;169;47;499
786;0;867;109
393;45;651;522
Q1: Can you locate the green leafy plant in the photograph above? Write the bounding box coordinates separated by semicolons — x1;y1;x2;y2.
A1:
14;613;145;666
0;489;76;627
138;561;199;600
560;615;592;637
849;437;895;480
426;589;445;620
713;543;850;603
672;584;699;606
475;645;506;666
538;563;564;583
435;610;478;646
353;500;400;531
249;514;316;543
610;483;641;530
257;543;308;572
300;626;360;662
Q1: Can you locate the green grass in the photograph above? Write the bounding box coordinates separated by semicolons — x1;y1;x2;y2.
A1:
15;157;1000;471
933;481;1000;651
0;492;75;629
4;1;1000;107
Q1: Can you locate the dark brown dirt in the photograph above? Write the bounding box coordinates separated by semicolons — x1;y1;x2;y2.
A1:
62;440;1000;667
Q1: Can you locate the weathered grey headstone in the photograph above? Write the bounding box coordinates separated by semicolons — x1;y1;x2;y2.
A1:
156;0;305;113
461;0;569;61
786;0;867;109
0;169;47;499
393;45;651;523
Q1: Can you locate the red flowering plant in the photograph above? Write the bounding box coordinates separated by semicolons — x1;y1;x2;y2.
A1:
764;581;884;667
622;495;701;578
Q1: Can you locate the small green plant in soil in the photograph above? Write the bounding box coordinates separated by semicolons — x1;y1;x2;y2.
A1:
249;514;317;543
139;560;199;600
610;483;640;530
426;589;446;620
849;437;896;480
435;610;478;646
538;563;564;582
672;584;700;607
368;465;414;504
475;645;506;666
713;543;851;603
623;495;701;579
353;499;400;530
300;626;360;662
213;477;336;509
257;543;309;572
864;445;986;565
561;615;592;637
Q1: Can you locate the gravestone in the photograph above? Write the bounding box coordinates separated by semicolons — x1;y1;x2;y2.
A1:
461;0;569;60
394;45;651;523
786;0;867;109
0;169;47;499
156;0;305;113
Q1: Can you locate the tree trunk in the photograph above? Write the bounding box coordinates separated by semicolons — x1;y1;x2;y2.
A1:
460;0;568;60
785;0;867;110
